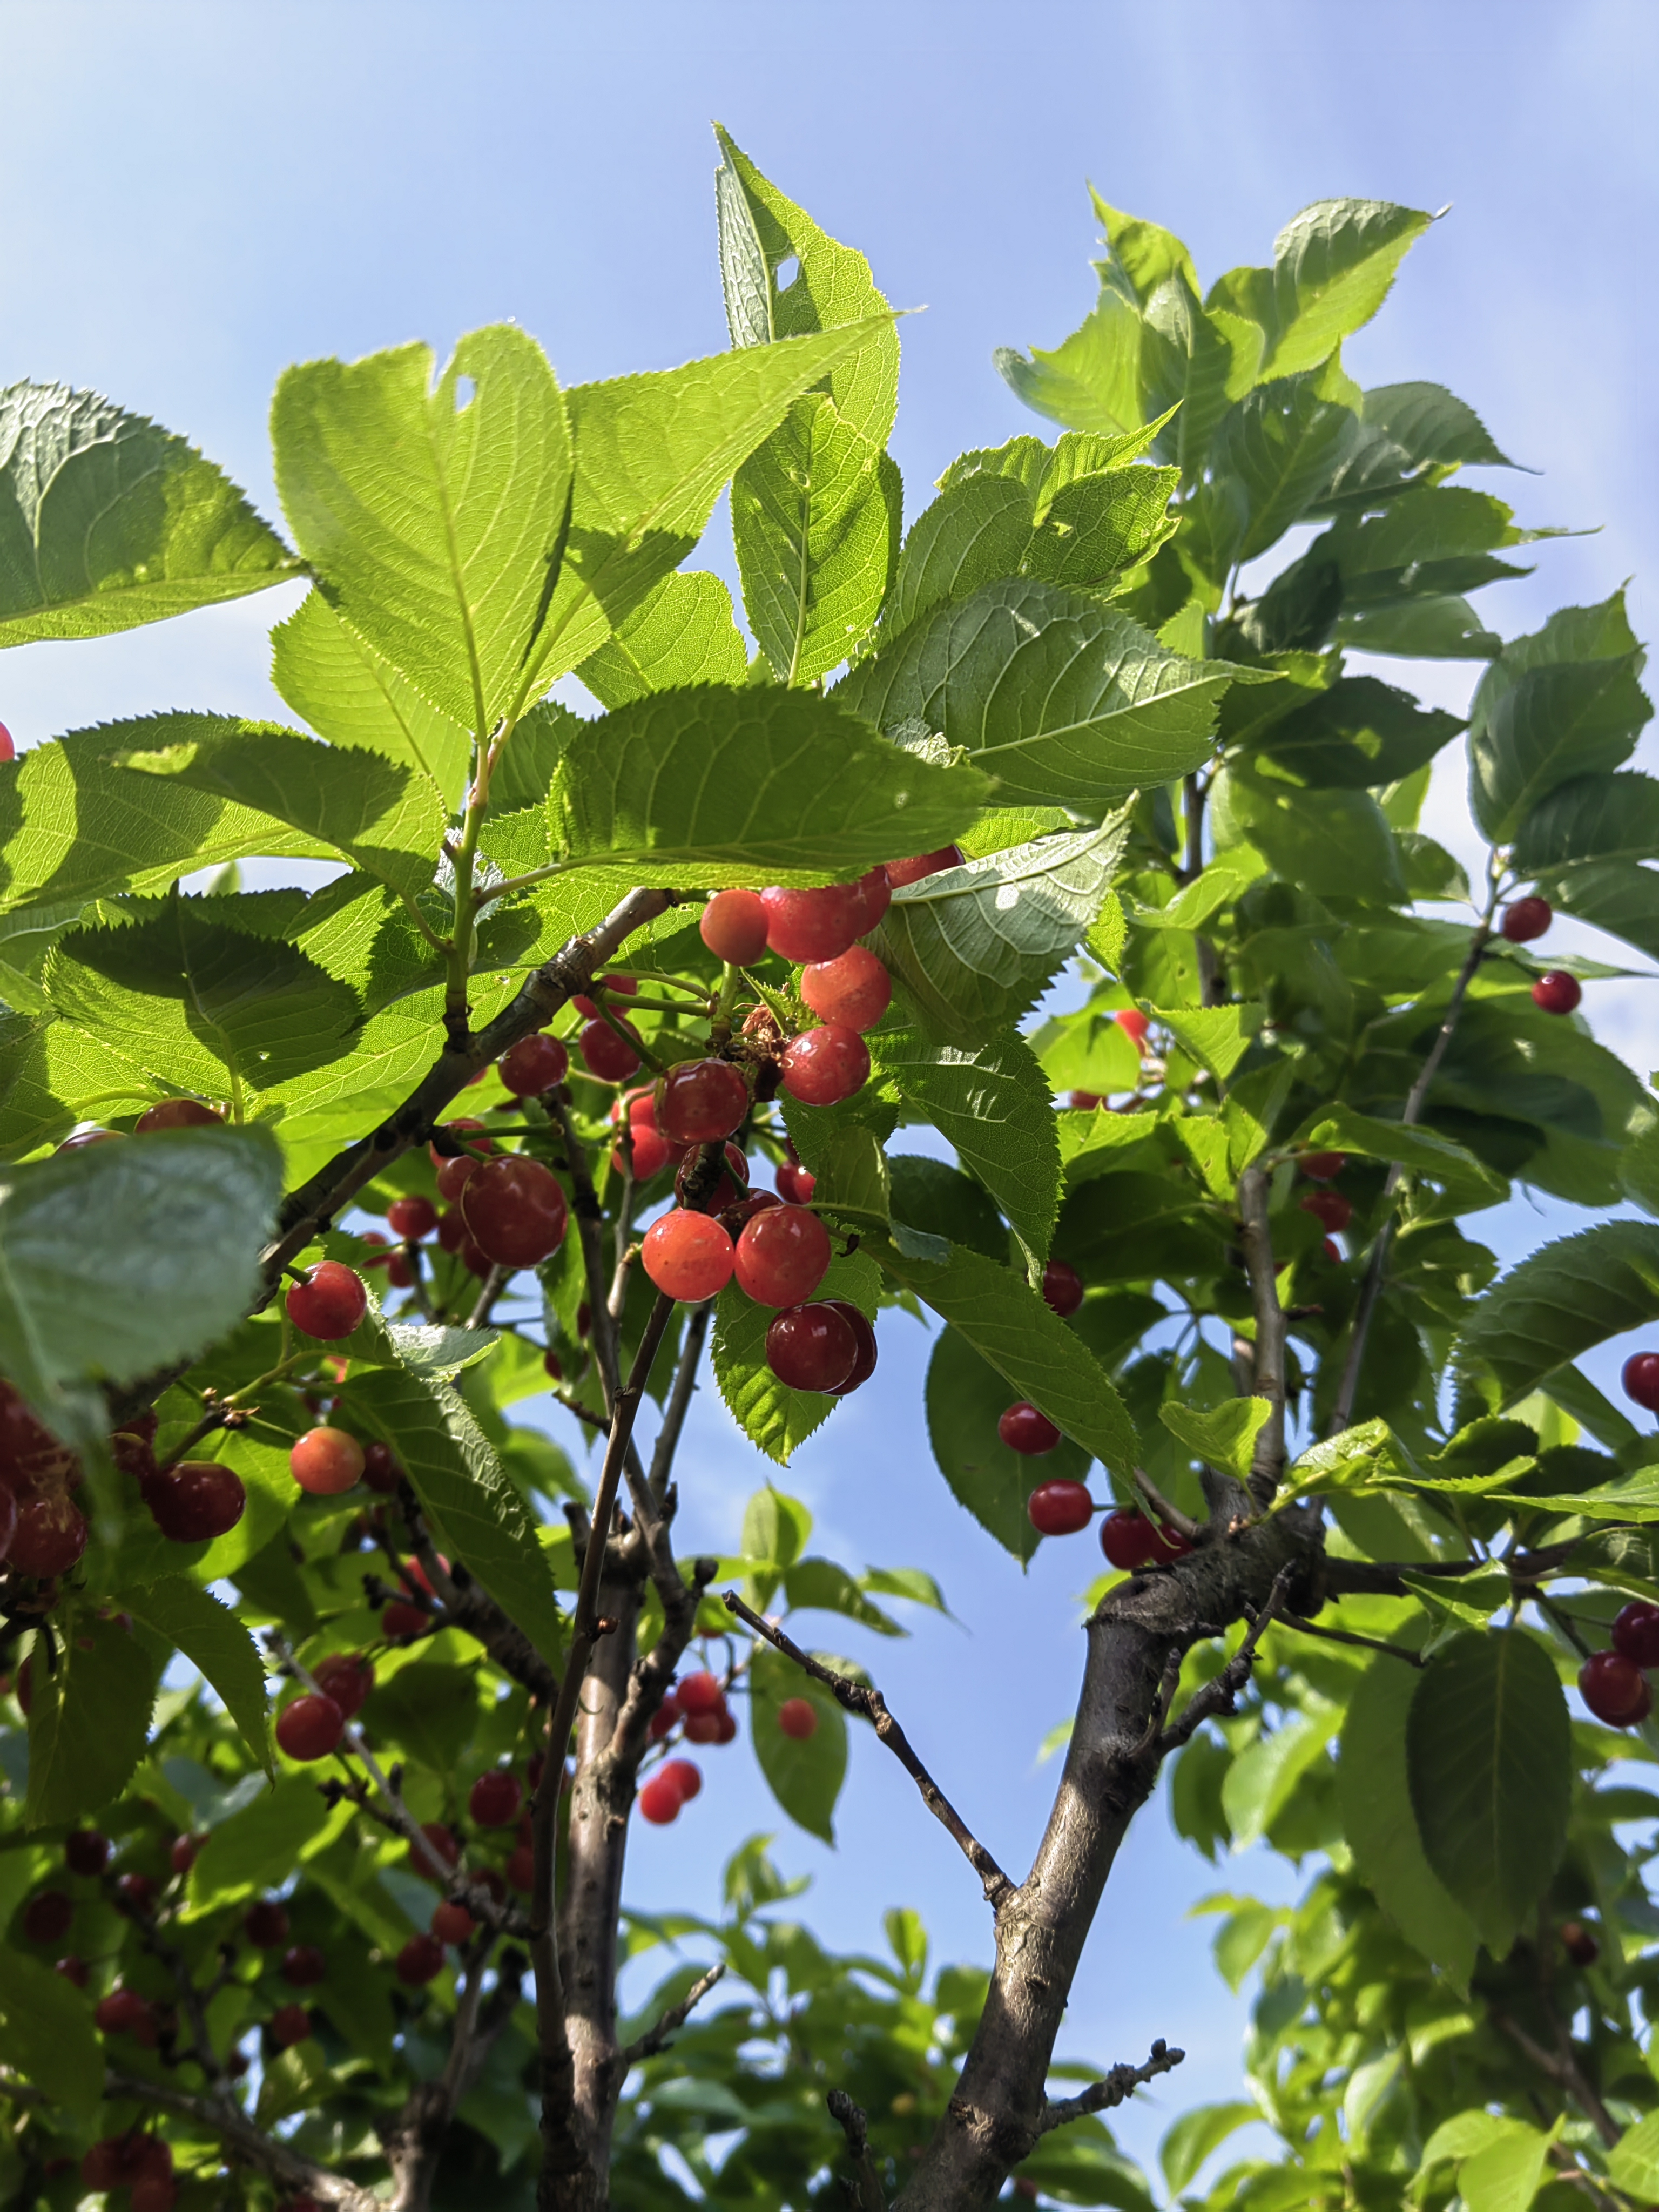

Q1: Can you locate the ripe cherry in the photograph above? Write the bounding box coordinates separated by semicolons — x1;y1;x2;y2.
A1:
0;1482;17;1560
461;1154;569;1268
275;1694;345;1762
1067;1091;1102;1110
649;1690;682;1741
361;1441;402;1494
760;883;867;964
1533;970;1582;1015
397;1933;446;1986
1299;1189;1352;1234
885;847;963;887
65;1829;110;1877
766;1303;858;1392
613;1117;675;1180
134;1097;223;1132
117;1872;157;1910
433;1900;476;1946
1580;1650;1651;1726
1027;1480;1093;1536
436;1208;467;1253
998;1402;1061;1456
1100;1511;1158;1570
146;1460;246;1541
22;1890;72;1944
246;1901;291;1948
1613;1602;1659;1669
775;1158;817;1204
431;1119;493;1202
734;1204;833;1307
95;1988;154;2039
1042;1260;1084;1318
701;887;771;966
170;1834;206;1876
1321;1237;1343;1264
642;1210;736;1301
677;1671;724;1718
56;1953;89;1987
281;1945;327;1987
469;1770;523;1827
0;721;10;760
1560;1919;1600;1967
572;975;637;1019
285;1262;368;1341
657;1058;750;1146
801;946;892;1033
10;1495;88;1576
498;1031;569;1096
382;1597;431;1639
1624;1353;1659;1411
1502;896;1553;942
578;1018;642;1082
683;1704;733;1744
821;1300;878;1395
780;1023;870;1107
1301;1151;1347;1182
659;1757;703;1802
312;1653;375;1719
133;2170;179;2212
290;1427;365;1496
387;1196;439;1241
778;1698;818;1741
505;1843;535;1892
1115;1009;1150;1049
269;2002;312;2048
637;1773;684;1824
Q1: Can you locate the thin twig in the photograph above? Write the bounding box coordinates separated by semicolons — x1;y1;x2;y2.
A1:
153;1400;232;1476
827;2088;887;2211
409;1528;558;1703
103;2071;380;2209
467;1264;509;1330
1492;2010;1620;2148
1156;1567;1294;1754
549;1091;623;1409
1236;1163;1287;1508
618;1961;727;2065
1275;1609;1426;1667
1131;1466;1203;1547
723;1590;1015;1910
649;1299;712;1506
1038;2038;1185;2132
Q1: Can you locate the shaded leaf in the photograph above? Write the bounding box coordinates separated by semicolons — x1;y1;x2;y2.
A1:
748;1644;849;1844
925;1323;1091;1561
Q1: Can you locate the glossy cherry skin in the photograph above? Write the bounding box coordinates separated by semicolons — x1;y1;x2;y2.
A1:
1501;895;1553;942
884;847;963;887
1115;1008;1150;1049
734;1205;833;1307
275;1694;345;1762
395;1939;445;1986
1301;1151;1347;1182
676;1671;724;1717
660;1757;703;1800
578;1018;643;1082
469;1770;523;1827
1624;1352;1659;1411
775;1158;817;1204
360;1441;403;1494
820;1300;879;1396
387;1196;439;1241
998;1402;1061;1456
641;1211;736;1302
613;1119;675;1180
95;1988;155;2039
498;1031;569;1096
1533;970;1582;1015
765;1303;858;1392
778;1698;818;1740
779;1024;870;1107
285;1262;368;1341
1041;1260;1084;1317
460;1154;569;1269
657;1058;750;1146
1299;1189;1352;1233
801;946;891;1033
1027;1480;1093;1536
170;1833;206;1875
312;1653;375;1719
1580;1649;1652;1726
1100;1510;1158;1570
700;888;771;966
638;1773;683;1823
289;1428;365;1497
760;882;867;963
1612;1601;1659;1669
10;1495;88;1576
147;1461;246;1541
134;1097;222;1132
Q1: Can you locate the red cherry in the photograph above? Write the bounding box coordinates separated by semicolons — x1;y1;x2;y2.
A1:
779;1023;870;1107
56;1953;89;1987
57;1125;121;1150
133;2172;179;2212
657;1059;751;1148
269;2002;312;2048
778;1698;818;1741
572;975;637;1019
641;1210;736;1301
146;1460;246;1541
245;1900;291;1948
682;1704;730;1744
1300;1151;1347;1182
95;1987;154;2039
676;1671;724;1718
498;1032;570;1096
578;1019;643;1082
1114;1009;1150;1049
638;1773;684;1824
387;1196;439;1241
460;1154;569;1269
0;721;11;761
884;847;963;888
285;1261;368;1340
1502;896;1553;943
1561;1919;1600;1967
386;1249;415;1289
765;1303;858;1392
313;1653;375;1719
1533;970;1582;1015
22;1890;72;1945
1027;1480;1093;1536
820;1300;878;1396
646;1759;696;1806
289;1427;365;1496
713;1707;738;1743
649;1690;682;1741
10;1494;88;1576
846;865;892;935
1321;1237;1343;1263
1099;1510;1158;1570
734;1204;833;1307
170;1833;206;1876
469;1770;523;1827
612;1121;675;1180
117;1872;157;1910
435;1208;468;1253
64;1829;110;1877
998;1402;1061;1456
134;1097;223;1131
0;1381;76;1494
774;1159;817;1204
1042;1260;1084;1318
700;888;771;966
432;1900;476;1946
0;1483;17;1561
281;1945;327;1987
759;883;867;963
382;1599;430;1639
1622;1353;1659;1411
1299;1189;1352;1233
504;1843;534;1892
1580;1650;1652;1727
275;1694;344;1762
1067;1091;1102;1110
1613;1602;1659;1669
361;1441;402;1494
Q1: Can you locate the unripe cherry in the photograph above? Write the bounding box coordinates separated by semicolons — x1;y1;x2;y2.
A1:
387;1196;439;1241
778;1699;818;1741
734;1204;832;1307
147;1460;246;1541
801;946;891;1033
779;1023;870;1107
1533;970;1582;1015
766;1303;858;1392
469;1769;523;1827
290;1427;365;1496
1041;1260;1084;1317
578;1019;642;1082
700;888;771;966
285;1262;368;1341
1501;895;1553;942
460;1154;569;1268
1580;1649;1651;1727
275;1694;344;1762
998;1402;1061;1456
657;1058;750;1146
134;1097;223;1132
1026;1480;1093;1536
884;847;962;887
642;1210;736;1302
498;1031;569;1096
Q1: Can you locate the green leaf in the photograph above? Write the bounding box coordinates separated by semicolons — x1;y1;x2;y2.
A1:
1262;200;1433;377
1337;1650;1479;1990
1221;1705;1335;1849
0;1124;282;1399
925;1323;1092;1561
1458;2122;1554;2212
347;1365;565;1671
122;1577;271;1774
887;1155;1008;1262
548;684;984;887
0;379;299;645
712;1250;880;1466
869;812;1129;1043
1534;859;1659;962
186;1773;341;1913
1154;1002;1266;1082
1023;459;1179;592
747;1645;849;1845
884;473;1038;639
994;279;1144;438
1243;675;1462;791
1608;2112;1659;2198
1158;2103;1259;2196
1337;592;1501;661
740;1485;813;1609
577;571;749;707
361;1660;480;1776
44;897;361;1096
273;323;574;735
1296;1104;1507;1217
782;1559;902;1636
271;590;472;811
1209;355;1361;565
1217;766;1406;904
1159;1398;1270;1481
1513;770;1659;872
1469;655;1652;842
873;1028;1061;1263
0;1950;104;2118
876;1233;1136;1474
1314;380;1514;511
1406;1631;1571;1957
26;1612;157;1824
1458;1222;1659;1405
1139;275;1263;481
839;577;1256;811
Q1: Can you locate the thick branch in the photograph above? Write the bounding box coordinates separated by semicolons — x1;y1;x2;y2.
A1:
619;1961;727;2065
723;1590;1015;1910
1037;2038;1184;2132
828;2089;888;2212
104;2071;380;2210
1236;1164;1287;1508
1156;1567;1294;1755
411;1533;558;1703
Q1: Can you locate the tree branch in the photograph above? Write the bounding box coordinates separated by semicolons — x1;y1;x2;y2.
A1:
409;1531;558;1703
103;2071;381;2211
1236;1163;1287;1508
1492;2009;1621;2149
722;1590;1015;1910
649;1298;713;1506
1037;2038;1185;2132
828;2088;888;2211
1156;1566;1294;1755
619;1961;727;2065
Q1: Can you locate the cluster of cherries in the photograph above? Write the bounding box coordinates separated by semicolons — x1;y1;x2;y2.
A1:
637;1665;815;1826
1500;894;1583;1016
1578;1601;1659;1728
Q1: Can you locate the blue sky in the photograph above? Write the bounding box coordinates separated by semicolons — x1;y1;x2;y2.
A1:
4;0;1658;2186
